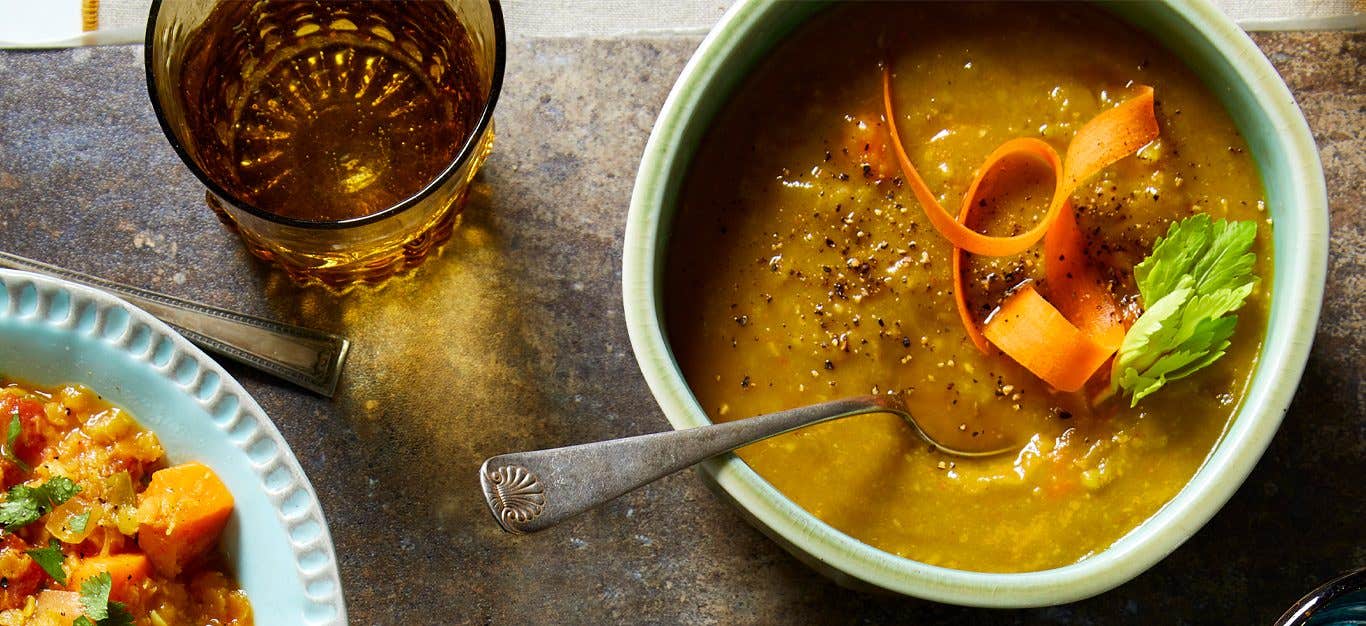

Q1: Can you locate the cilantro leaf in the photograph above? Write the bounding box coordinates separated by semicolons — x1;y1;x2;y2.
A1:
76;572;134;626
2;408;29;473
0;484;42;529
1113;216;1259;406
102;603;135;626
25;539;66;584
39;476;81;507
80;572;112;620
0;476;82;531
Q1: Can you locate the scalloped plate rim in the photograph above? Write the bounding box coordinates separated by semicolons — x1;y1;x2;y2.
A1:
0;268;347;625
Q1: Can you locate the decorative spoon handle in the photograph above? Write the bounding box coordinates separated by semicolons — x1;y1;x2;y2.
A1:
0;251;349;397
479;396;894;534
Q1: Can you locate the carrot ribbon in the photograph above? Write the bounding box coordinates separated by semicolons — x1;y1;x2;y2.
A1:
1042;204;1127;351
981;284;1116;392
882;66;1157;390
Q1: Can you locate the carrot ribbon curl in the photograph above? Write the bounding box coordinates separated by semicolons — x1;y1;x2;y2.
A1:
981;283;1117;393
881;66;1157;391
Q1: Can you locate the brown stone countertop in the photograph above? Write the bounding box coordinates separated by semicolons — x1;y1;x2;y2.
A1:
0;29;1360;625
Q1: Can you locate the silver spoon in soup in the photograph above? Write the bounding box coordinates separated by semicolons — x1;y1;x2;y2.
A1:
478;395;1012;534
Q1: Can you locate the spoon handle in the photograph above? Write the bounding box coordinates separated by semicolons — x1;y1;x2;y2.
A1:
479;396;889;534
0;251;349;397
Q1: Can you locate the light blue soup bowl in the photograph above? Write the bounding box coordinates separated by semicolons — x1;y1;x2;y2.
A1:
623;0;1328;607
0;270;346;625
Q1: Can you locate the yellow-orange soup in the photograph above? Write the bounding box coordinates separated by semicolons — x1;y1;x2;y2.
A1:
667;3;1271;572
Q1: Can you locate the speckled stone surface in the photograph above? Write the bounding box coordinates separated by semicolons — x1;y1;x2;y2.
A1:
0;30;1360;625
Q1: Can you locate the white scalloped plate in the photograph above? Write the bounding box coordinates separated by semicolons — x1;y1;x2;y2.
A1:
0;269;346;625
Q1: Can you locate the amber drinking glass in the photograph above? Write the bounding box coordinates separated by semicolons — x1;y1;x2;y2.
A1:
146;0;505;289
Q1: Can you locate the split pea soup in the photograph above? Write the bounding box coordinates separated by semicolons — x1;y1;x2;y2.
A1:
666;2;1271;573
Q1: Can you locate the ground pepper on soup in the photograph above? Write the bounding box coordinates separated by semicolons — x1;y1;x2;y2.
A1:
666;2;1271;573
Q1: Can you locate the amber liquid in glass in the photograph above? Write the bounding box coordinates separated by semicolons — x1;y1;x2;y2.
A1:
179;1;485;221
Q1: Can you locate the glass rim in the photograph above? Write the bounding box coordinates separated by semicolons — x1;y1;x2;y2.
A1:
143;0;507;231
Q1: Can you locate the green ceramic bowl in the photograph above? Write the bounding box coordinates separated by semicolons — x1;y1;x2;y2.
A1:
623;0;1327;608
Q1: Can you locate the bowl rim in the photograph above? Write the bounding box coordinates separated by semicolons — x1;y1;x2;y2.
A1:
622;0;1328;607
142;0;507;231
0;268;347;624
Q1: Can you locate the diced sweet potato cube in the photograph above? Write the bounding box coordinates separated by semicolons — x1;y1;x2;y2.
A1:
137;462;234;577
68;553;151;603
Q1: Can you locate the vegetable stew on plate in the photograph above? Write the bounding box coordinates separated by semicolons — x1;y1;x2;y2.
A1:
0;381;250;626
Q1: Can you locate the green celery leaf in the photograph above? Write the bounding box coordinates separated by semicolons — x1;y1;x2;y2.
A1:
1113;280;1192;379
1135;214;1210;304
1183;283;1255;328
1114;215;1259;405
1190;219;1258;295
1164;320;1237;381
